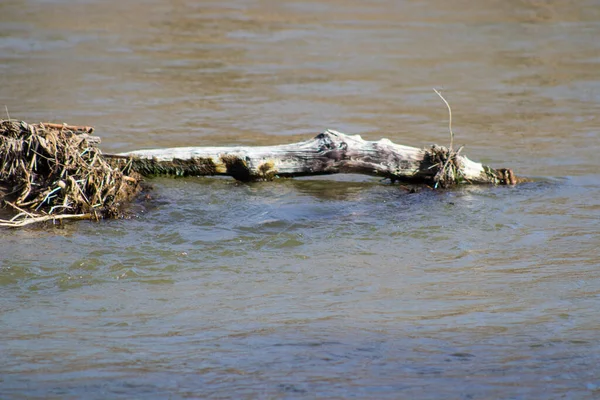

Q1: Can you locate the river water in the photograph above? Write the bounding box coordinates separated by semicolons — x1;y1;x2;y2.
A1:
1;0;600;398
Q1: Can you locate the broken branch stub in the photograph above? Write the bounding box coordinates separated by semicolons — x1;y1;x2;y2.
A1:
115;129;516;186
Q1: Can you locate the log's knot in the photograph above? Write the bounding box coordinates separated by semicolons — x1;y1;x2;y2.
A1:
317;134;336;151
220;154;251;182
257;161;277;181
316;132;348;161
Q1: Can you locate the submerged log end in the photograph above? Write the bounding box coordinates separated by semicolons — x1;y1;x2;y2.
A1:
494;168;518;185
476;164;520;185
426;146;519;187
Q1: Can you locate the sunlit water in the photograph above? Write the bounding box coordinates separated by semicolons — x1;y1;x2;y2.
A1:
1;0;600;398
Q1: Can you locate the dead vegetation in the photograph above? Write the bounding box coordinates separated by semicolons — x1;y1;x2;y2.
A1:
0;120;142;227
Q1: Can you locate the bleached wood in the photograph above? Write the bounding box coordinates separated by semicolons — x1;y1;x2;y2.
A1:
115;129;510;185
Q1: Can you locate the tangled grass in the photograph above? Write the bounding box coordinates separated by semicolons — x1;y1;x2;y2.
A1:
0;120;142;227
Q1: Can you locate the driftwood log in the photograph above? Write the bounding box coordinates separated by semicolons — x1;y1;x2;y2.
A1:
114;129;517;186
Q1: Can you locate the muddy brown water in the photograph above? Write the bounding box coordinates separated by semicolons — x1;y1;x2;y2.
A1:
1;0;600;398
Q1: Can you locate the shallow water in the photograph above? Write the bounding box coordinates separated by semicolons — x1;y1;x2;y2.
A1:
1;0;600;398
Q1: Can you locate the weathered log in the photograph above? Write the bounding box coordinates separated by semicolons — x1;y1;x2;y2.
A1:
113;129;516;186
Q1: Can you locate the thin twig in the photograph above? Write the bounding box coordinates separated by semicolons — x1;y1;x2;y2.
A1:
433;88;453;150
40;122;94;133
0;213;93;228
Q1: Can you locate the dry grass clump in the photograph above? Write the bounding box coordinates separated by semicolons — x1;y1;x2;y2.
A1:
0;120;142;227
429;144;466;188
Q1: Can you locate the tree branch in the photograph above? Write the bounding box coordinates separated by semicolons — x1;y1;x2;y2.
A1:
110;129;516;186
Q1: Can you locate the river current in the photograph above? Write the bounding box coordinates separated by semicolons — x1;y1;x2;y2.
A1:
1;0;600;398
